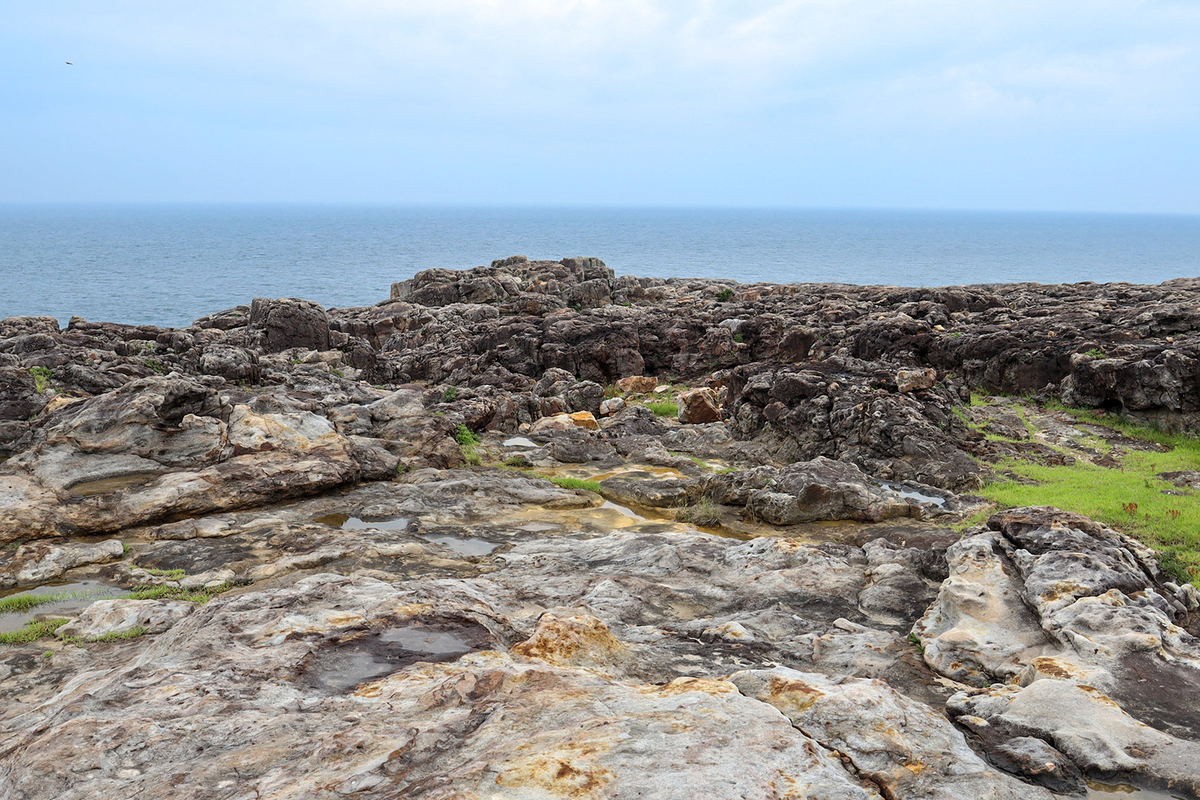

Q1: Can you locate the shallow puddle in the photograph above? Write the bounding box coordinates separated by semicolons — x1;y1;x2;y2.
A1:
302;621;492;692
879;482;947;507
67;473;161;497
519;522;559;532
420;534;497;557
533;464;689;484
314;513;414;531
502;436;539;449
1087;780;1189;799
0;580;124;632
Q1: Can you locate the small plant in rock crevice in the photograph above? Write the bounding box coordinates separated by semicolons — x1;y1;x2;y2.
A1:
140;567;186;580
454;424;483;465
29;366;52;393
443;386;459;402
676;496;722;527
454;425;481;447
68;626;147;644
716;288;734;302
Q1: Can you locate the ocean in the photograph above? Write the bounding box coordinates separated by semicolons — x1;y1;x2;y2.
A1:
2;205;1198;328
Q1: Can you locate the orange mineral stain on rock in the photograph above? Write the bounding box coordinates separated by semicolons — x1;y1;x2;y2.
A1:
641;676;739;698
492;737;615;799
568;411;600;430
512;613;629;672
1029;656;1080;680
761;676;825;715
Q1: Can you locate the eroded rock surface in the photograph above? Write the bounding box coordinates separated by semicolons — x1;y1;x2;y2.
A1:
2;259;1199;798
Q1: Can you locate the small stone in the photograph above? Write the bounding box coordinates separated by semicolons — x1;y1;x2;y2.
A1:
56;599;194;640
599;397;625;416
616;376;657;394
528;413;576;433
678;388;721;424
568;411;599;430
896;368;937;392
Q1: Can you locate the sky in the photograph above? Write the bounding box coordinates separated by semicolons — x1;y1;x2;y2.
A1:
1;1;1198;212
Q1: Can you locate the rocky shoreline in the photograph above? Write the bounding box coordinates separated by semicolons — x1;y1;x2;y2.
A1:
1;256;1199;799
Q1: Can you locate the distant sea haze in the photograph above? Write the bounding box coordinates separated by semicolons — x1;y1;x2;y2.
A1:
2;205;1198;328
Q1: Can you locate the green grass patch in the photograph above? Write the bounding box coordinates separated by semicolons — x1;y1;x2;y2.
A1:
1043;401;1187;446
126;580;245;604
645;401;679;418
968;391;993;407
548;476;602;493
443;386;458;402
0;588;119;614
979;430;1200;583
0;618;68;645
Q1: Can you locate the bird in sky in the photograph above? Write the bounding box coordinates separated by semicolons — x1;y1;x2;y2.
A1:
65;61;72;65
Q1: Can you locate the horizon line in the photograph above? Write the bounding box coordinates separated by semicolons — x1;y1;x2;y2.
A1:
2;201;1199;220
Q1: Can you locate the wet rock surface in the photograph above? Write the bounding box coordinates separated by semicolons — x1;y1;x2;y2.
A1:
1;259;1199;798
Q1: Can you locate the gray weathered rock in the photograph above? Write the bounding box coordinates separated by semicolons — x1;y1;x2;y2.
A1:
56;598;194;639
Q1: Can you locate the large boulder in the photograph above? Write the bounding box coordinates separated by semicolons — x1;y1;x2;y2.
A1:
249;298;331;353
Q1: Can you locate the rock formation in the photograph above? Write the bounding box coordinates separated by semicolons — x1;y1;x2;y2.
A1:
0;256;1198;799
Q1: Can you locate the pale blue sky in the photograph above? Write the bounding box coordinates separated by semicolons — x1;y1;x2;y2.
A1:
2;1;1198;212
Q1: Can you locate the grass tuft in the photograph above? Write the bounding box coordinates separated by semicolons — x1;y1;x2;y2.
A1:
29;366;52;393
0;588;119;615
676;496;722;527
454;424;481;447
0;618;68;645
78;626;147;644
454;424;484;465
548;476;602;493
140;567;186;580
646;401;679;418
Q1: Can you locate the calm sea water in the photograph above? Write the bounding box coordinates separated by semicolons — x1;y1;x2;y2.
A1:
2;205;1198;328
